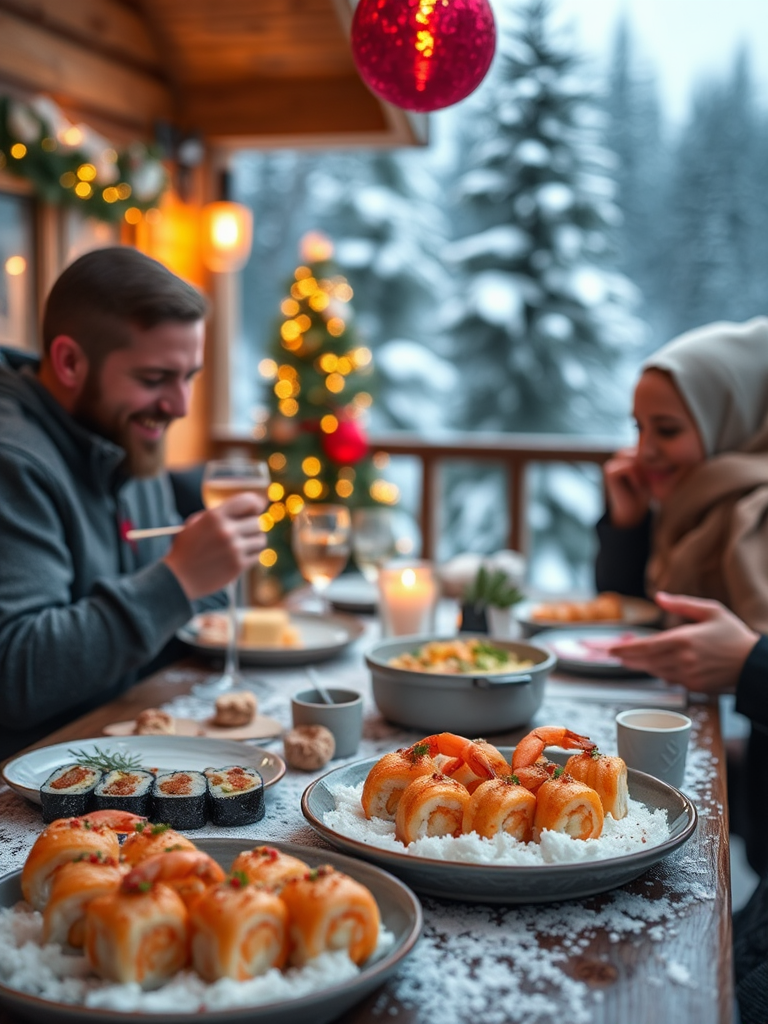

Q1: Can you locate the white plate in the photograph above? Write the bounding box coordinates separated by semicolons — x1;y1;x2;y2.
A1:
1;735;286;806
0;838;422;1024
536;626;660;677
178;611;365;666
301;749;697;904
326;575;378;613
514;596;661;635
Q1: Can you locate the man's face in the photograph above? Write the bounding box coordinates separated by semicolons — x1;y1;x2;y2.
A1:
73;320;205;477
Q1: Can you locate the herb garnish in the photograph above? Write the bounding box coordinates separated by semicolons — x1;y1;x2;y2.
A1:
66;746;144;772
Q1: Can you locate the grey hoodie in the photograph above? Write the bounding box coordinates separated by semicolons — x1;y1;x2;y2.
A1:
0;350;203;756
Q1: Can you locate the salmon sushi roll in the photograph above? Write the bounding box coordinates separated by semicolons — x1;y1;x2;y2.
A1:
42;859;125;947
151;771;208;830
230;845;309;891
40;765;102;823
204;766;264;827
94;770;154;817
564;751;629;819
394;773;470;846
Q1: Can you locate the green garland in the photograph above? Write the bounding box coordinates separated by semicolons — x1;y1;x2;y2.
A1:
0;95;167;223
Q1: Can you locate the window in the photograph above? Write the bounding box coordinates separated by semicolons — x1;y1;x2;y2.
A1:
0;189;35;351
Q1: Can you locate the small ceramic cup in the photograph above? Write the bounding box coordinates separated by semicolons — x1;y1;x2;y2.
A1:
291;688;363;759
615;708;692;789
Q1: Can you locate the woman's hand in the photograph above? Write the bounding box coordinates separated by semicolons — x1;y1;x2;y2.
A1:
608;593;761;692
603;447;651;528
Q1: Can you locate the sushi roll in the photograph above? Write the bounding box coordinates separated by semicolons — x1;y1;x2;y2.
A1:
94;770;154;817
40;764;102;823
204;766;265;827
151;771;208;830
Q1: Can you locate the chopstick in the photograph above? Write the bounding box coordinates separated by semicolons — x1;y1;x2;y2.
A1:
125;525;184;540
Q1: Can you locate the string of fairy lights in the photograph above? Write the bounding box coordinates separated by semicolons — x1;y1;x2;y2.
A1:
253;245;399;574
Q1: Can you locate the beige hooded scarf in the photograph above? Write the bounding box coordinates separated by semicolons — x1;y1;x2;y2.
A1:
644;316;768;632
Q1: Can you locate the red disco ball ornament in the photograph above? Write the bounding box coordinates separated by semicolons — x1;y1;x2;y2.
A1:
351;0;496;113
322;418;370;465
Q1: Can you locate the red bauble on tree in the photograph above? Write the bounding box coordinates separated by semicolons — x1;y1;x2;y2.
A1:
351;0;496;113
322;418;370;465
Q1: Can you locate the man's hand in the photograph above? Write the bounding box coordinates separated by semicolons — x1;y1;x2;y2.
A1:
162;493;266;600
603;446;651;528
608;592;760;692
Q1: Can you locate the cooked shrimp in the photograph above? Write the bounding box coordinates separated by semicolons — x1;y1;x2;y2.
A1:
441;739;510;793
511;726;597;771
417;733;498;781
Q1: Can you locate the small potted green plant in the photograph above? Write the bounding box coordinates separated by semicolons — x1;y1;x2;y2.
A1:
460;565;524;634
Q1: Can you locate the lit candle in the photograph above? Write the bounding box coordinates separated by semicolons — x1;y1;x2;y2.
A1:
378;563;438;637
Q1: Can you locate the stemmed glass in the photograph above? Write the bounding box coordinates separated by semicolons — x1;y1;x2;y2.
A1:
351;507;397;583
192;457;271;698
292;504;351;613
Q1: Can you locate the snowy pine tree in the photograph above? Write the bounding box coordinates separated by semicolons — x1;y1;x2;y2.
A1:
445;0;645;435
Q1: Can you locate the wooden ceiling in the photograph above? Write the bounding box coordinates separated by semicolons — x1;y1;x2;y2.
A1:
0;0;424;148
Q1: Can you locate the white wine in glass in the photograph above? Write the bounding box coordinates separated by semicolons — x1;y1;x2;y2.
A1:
292;504;351;609
192;457;271;699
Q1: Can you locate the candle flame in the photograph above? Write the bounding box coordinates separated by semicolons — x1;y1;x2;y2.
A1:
401;568;416;587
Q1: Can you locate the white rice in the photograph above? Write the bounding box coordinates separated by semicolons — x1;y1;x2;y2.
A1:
0;904;395;1013
324;782;672;865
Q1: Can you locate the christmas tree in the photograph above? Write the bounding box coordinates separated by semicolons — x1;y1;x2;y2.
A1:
255;232;395;593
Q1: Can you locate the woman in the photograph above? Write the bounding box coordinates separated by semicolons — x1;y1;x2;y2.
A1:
596;316;768;632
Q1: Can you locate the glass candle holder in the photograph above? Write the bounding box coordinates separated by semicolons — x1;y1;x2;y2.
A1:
378;561;438;637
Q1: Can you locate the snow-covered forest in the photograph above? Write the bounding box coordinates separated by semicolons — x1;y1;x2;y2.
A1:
232;0;768;590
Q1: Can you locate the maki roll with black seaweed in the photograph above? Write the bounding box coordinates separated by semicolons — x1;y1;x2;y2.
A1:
151;771;207;830
40;764;102;823
204;765;265;827
93;770;154;816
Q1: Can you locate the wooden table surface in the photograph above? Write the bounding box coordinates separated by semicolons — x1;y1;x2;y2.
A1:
0;649;733;1024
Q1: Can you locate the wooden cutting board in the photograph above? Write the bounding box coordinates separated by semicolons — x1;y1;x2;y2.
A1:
103;714;283;742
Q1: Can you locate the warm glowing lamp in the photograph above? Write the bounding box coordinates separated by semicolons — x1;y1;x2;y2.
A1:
201;201;253;273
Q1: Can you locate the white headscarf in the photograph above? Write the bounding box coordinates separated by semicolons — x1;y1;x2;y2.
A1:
642;316;768;457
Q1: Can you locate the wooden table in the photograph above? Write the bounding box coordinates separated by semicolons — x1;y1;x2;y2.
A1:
0;637;733;1024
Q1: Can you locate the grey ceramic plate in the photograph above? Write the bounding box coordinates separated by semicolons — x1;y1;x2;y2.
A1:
514;597;661;637
0;838;422;1024
2;735;286;807
301;749;697;904
178;611;365;666
534;626;660;678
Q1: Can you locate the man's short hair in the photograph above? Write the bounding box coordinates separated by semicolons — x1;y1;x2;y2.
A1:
42;247;208;362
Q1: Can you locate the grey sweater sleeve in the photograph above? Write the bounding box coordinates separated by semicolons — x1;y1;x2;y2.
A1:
0;451;194;729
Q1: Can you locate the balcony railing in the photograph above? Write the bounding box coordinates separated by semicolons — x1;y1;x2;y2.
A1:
211;430;618;559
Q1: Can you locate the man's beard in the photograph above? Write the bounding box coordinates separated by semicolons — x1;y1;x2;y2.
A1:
72;370;168;479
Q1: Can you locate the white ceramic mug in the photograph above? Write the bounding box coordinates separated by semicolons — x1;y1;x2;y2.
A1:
615;708;692;789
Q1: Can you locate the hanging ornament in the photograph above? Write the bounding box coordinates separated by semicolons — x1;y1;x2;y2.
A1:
350;0;496;114
322;418;369;465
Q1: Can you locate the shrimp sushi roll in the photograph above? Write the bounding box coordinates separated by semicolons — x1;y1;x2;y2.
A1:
94;770;154;817
394;773;470;845
533;772;604;842
361;746;437;821
21;816;122;911
40;764;102;823
204;765;264;827
280;865;380;967
190;878;288;981
230;845;309;891
462;777;536;842
85;882;189;988
42;859;125;947
564;751;629;820
151;771;208;830
120;822;198;866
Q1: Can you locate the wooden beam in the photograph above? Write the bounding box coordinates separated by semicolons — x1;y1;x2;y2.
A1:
181;74;389;141
0;10;173;132
0;0;162;73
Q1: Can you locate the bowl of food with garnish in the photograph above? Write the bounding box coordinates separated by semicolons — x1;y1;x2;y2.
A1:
364;635;556;735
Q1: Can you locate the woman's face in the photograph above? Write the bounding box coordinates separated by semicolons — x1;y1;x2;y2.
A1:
633;369;706;502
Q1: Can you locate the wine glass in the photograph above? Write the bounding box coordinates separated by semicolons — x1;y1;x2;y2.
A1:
292;504;351;613
352;507;397;583
192;457;271;699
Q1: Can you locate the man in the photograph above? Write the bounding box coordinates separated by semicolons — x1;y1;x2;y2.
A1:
0;247;265;757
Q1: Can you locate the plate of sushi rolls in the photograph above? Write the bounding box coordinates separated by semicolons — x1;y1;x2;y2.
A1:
1;736;286;823
301;728;697;903
0;831;422;1024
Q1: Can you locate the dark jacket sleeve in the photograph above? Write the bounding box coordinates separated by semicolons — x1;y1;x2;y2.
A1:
0;449;195;732
735;637;768;732
595;511;652;598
